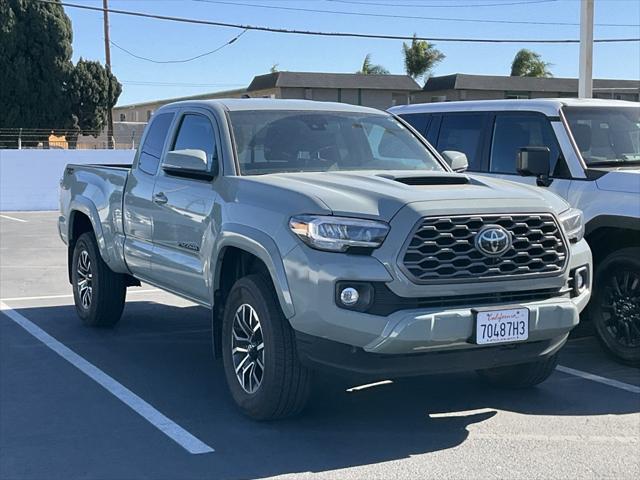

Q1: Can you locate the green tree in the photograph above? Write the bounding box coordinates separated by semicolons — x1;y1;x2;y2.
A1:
357;54;390;75
0;0;73;146
270;63;279;73
67;59;122;148
510;49;553;77
402;34;444;82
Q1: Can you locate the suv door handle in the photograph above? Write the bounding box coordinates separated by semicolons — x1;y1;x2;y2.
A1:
153;192;168;205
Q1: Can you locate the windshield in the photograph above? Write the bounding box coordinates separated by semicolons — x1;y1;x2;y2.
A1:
563;106;640;166
229;110;444;175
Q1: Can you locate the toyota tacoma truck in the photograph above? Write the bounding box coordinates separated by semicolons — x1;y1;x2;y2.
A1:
390;99;639;364
59;99;592;420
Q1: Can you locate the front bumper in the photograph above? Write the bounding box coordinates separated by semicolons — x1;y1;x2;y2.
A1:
283;237;591;363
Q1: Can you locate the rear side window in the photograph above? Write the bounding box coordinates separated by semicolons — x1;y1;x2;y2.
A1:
138;113;174;175
490;113;561;174
436;114;486;170
399;113;430;136
171;114;217;166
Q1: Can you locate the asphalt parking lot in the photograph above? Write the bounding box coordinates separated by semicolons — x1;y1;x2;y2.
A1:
1;211;639;480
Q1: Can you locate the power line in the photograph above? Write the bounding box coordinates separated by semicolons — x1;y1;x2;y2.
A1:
196;0;639;28
110;28;247;63
39;1;640;43
327;0;559;7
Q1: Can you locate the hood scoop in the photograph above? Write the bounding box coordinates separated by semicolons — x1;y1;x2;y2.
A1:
376;172;470;186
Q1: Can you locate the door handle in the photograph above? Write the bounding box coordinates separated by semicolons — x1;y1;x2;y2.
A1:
153;192;168;205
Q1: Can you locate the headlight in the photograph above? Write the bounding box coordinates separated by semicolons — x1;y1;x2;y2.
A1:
289;215;390;252
559;208;584;242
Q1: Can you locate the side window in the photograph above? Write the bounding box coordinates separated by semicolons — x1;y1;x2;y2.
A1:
398;113;430;136
138;113;174;175
171;114;217;166
436;114;486;170
490;113;561;175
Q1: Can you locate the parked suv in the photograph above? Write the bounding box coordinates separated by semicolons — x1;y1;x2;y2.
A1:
59;99;591;419
390;99;639;364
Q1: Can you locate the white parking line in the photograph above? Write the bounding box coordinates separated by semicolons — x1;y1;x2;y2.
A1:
0;214;27;223
0;302;214;455
557;365;640;394
1;289;160;303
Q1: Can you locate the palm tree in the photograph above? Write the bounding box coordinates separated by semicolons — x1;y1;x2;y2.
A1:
357;54;390;75
402;34;445;81
510;49;553;77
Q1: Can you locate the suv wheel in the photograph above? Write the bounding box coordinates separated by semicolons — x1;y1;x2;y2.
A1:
71;232;127;327
477;353;558;388
591;248;640;365
221;274;311;420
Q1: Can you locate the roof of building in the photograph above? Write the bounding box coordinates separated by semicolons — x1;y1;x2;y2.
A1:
161;98;384;114
389;98;639;117
115;87;247;110
247;71;421;92
423;73;640;93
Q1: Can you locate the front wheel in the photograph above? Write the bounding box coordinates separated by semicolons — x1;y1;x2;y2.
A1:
71;232;127;327
221;274;311;420
476;354;558;388
591;248;640;366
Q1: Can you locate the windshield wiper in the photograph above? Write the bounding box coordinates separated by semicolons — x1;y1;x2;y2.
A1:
588;159;640;167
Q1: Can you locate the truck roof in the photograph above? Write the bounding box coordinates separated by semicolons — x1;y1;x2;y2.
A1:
161;98;384;115
389;98;638;117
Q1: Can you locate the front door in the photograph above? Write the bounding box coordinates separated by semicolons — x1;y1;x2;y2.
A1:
148;109;221;304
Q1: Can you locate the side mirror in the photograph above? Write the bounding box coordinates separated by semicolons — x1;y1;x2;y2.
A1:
163;149;214;180
441;150;468;173
517;147;551;186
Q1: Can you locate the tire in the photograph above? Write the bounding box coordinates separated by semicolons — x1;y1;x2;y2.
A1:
590;248;640;366
71;232;127;327
477;353;558;388
221;274;311;420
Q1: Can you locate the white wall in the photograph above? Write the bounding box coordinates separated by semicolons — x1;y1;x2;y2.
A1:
0;150;135;211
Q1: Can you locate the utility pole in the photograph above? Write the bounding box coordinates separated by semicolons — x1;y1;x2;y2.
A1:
103;0;114;149
578;0;594;98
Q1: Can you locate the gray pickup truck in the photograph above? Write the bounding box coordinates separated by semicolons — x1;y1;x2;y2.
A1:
59;99;592;419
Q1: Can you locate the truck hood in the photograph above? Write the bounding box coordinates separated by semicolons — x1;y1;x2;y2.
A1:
594;168;640;194
243;170;569;220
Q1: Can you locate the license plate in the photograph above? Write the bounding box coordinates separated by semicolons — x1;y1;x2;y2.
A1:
475;307;529;345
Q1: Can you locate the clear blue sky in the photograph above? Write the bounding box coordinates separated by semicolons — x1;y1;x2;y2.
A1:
63;0;640;107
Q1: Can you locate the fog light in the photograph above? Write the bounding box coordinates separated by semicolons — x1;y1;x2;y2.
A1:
340;287;360;306
574;266;589;295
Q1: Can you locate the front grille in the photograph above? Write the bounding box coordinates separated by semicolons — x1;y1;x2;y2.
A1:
401;214;568;283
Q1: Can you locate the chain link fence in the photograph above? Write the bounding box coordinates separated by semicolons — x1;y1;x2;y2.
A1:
0;123;147;150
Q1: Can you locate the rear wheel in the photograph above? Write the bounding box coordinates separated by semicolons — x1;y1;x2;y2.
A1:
71;232;126;327
477;353;558;388
591;248;640;365
221;274;311;420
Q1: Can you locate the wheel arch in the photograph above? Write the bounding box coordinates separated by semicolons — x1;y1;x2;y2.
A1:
585;215;640;266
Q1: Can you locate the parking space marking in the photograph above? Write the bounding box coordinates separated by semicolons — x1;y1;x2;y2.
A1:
557;365;640;394
0;301;215;455
0;289;160;302
0;214;27;223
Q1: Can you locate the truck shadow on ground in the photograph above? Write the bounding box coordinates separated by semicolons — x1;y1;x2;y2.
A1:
5;300;639;480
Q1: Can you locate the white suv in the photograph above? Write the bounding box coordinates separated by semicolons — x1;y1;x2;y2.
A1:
390;99;640;364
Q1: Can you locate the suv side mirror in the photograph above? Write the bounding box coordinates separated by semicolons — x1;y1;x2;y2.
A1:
163;149;214;180
441;150;468;173
517;147;551;187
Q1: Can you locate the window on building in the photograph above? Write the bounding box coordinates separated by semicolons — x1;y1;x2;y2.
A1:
137;113;174;175
430;95;447;102
146;110;153;121
171;114;217;167
489;112;562;175
505;92;531;100
119;113;126;121
435;113;487;170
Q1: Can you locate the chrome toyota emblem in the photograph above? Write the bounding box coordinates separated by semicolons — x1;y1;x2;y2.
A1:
475;225;511;257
